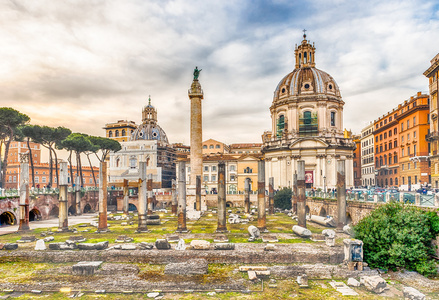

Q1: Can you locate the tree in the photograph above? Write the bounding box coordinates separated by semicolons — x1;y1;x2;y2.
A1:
61;133;93;188
354;202;439;277
273;187;293;210
34;126;71;188
88;136;121;162
0;108;30;188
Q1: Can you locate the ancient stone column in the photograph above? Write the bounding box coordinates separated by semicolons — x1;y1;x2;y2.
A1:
216;162;227;232
196;175;201;211
257;160;267;232
75;176;81;215
188;77;204;193
268;177;274;215
18;153;30;231
147;173;153;215
297;161;306;228
171;179;177;215
244;178;250;214
176;161;188;232
98;161;108;232
137;161;148;232
337;160;347;231
292;173;298;214
58;161;69;231
122;179;129;215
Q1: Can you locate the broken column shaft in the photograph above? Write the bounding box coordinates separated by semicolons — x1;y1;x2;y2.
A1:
257;160;266;232
18;154;30;231
268;177;274;215
171;179;177;215
98;161;108;231
137;161;148;232
147;173;153;215
337;160;347;231
216;162;227;232
297;160;306;228
244;178;250;214
58;161;69;231
292;173;297;214
196;175;201;211
176;161;187;232
122;179;129;215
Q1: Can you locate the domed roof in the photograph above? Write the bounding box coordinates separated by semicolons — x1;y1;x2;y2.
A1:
272;34;342;104
274;67;341;100
131;123;169;144
130;97;169;144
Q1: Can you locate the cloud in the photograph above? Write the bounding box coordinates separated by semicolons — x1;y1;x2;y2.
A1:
0;0;438;148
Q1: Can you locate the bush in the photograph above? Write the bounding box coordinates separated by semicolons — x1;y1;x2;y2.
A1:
354;202;439;277
274;187;292;210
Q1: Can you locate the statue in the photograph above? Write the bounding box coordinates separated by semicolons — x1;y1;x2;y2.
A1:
193;66;202;80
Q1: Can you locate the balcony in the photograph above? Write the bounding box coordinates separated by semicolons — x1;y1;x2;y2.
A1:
426;131;439;141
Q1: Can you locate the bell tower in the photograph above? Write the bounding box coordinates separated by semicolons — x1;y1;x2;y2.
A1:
142;96;157;125
295;30;316;69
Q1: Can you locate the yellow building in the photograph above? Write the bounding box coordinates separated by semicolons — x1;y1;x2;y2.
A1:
202;138;229;155
237;154;260;191
425;53;439;187
103;120;137;143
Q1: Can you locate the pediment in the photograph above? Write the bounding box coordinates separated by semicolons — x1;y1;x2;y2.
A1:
289;137;329;149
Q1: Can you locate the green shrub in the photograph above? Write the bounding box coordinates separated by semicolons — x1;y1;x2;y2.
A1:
354;202;439;277
274;187;292;210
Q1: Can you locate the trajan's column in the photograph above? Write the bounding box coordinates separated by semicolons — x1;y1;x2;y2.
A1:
187;67;204;211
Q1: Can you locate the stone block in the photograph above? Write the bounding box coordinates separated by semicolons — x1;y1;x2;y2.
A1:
3;243;18;250
121;244;137;250
239;266;267;272
264;244;276;251
214;243;235;250
360;275;387;294
213;234;229;243
166;235;180;243
190;240;210;250
248;225;261;238
67;236;86;243
35;239;46;251
292;225;312;237
164;258;208;275
403;287;425;300
17;236;36;243
255;270;270;276
72;261;103;275
43;236;54;242
248;271;257;281
262;235;278;243
146;219;161;225
155;239;171;250
115;235;133;243
138;242;154;250
347;278;360;287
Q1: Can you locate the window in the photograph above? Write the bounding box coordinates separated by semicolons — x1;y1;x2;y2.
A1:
384;133;387;139
394;140;397;148
34;176;39;183
414;131;417;138
211;175;216;182
129;157;137;169
115;130;119;137
277;115;285;138
394;128;397;135
408;162;411;170
401;136;404;143
414;144;417;155
380;134;383;141
209;145;214;149
407;120;410;128
330;111;336;126
375;136;378;142
204;166;209;172
203;175;208;181
230;165;236;171
408;146;410;156
402;148;405;156
109;131;113;137
42;177;46;183
389;130;392;137
122;129;126;136
401;123;404;131
212;166;217;171
203;145;207;149
215;145;220;149
230;175;236;181
414;162;417;168
407;133;410;141
413;116;416;126
394;155;397;164
402;164;404;171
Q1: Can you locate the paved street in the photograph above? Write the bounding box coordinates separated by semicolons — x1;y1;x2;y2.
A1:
0;213;97;235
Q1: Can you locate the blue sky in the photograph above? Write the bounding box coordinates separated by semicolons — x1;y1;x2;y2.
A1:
1;0;439;146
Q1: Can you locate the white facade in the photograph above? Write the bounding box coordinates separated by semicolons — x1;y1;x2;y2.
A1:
360;123;375;187
262;34;355;189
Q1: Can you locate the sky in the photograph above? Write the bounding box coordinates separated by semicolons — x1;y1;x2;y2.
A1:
2;0;439;148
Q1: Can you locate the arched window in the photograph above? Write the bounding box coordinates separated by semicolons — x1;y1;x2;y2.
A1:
395;177;398;186
385;179;388;186
203;145;207;149
330;111;336;126
209;145;214;149
108;131;113;137
116;158;120;168
390;178;393;186
115;130;119;137
122;129;126;136
384;155;387;165
379;156;383;166
276;115;285;138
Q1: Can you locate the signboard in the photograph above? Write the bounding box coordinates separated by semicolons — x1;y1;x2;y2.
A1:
305;171;313;184
421;173;428;176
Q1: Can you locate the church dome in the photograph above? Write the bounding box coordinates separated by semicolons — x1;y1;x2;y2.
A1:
272;33;341;104
130;97;169;144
